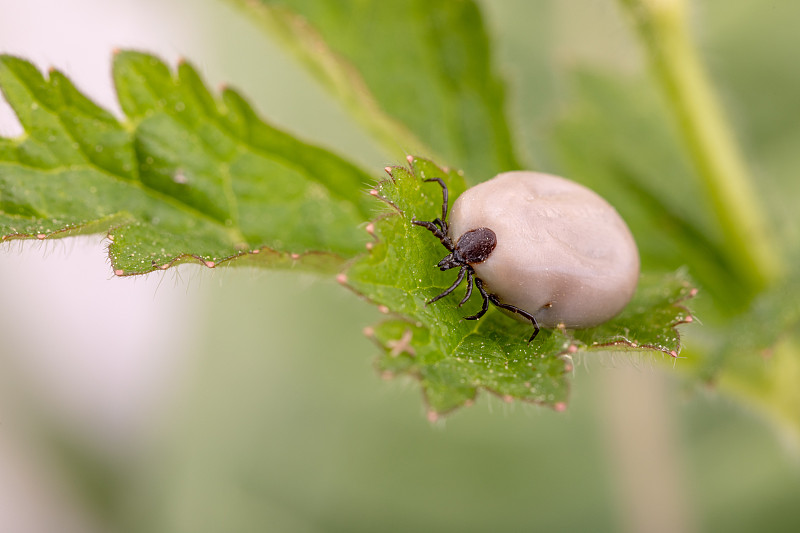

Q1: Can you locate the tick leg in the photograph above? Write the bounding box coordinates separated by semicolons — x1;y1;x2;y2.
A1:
459;268;474;307
464;277;490;320
488;294;541;343
428;266;466;304
422;177;449;225
412;220;449;244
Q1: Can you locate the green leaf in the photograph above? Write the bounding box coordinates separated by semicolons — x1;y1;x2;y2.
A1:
229;0;520;180
0;51;373;275
345;156;696;416
699;274;800;382
692;274;800;441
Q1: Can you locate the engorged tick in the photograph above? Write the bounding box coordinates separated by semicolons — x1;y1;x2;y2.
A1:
412;171;640;342
413;178;541;342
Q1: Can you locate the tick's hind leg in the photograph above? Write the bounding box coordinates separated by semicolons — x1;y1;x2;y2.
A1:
412;220;450;244
428;266;467;304
459;269;474;307
421;177;449;224
488;294;541;343
430;218;446;233
463;276;490;320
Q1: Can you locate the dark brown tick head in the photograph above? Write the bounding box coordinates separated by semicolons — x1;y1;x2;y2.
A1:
437;227;496;271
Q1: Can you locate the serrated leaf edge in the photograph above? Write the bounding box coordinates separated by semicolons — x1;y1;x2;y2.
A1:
1;52;370;275
584;287;698;358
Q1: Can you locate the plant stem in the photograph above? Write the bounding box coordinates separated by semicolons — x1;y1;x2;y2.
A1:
618;0;783;294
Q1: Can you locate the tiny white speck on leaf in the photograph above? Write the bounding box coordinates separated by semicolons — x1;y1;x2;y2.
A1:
173;170;189;184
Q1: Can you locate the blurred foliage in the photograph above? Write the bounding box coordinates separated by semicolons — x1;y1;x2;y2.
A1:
228;0;521;179
41;270;797;533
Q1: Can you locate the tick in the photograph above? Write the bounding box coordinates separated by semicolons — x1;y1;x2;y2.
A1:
413;171;640;342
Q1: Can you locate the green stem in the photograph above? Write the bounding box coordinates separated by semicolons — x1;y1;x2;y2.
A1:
618;0;783;293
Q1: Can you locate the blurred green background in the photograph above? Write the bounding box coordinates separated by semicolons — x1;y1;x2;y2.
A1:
1;0;799;532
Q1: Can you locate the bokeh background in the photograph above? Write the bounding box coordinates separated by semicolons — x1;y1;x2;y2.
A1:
1;1;799;532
